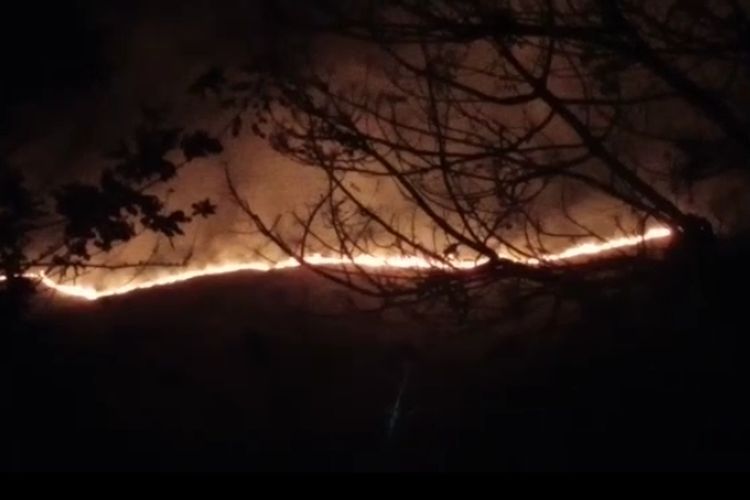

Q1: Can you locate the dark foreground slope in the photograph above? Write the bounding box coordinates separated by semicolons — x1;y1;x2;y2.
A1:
4;242;750;472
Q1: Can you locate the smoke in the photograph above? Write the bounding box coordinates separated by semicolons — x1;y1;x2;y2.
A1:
4;1;332;287
6;1;750;292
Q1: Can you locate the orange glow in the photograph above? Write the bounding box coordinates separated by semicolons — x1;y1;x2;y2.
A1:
3;227;671;301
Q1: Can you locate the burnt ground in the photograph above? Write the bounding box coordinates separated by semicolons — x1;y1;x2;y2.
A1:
4;241;750;472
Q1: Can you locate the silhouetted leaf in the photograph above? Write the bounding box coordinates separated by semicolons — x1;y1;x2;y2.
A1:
191;198;217;218
188;66;226;96
142;210;190;237
231;116;242;137
181;130;224;161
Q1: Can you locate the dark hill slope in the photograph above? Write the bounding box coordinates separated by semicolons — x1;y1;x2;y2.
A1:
5;244;750;472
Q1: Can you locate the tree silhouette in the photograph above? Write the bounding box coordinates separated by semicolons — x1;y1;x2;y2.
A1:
0;114;222;322
193;0;746;310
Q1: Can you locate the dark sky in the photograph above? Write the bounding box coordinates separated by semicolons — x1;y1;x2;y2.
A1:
0;1;314;156
2;3;108;122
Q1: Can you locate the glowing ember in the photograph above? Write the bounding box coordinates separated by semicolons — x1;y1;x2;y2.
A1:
3;227;671;301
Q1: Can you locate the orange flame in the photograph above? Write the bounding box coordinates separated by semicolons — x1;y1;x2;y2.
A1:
2;227;671;301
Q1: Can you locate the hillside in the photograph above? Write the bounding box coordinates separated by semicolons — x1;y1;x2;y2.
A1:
5;245;750;472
